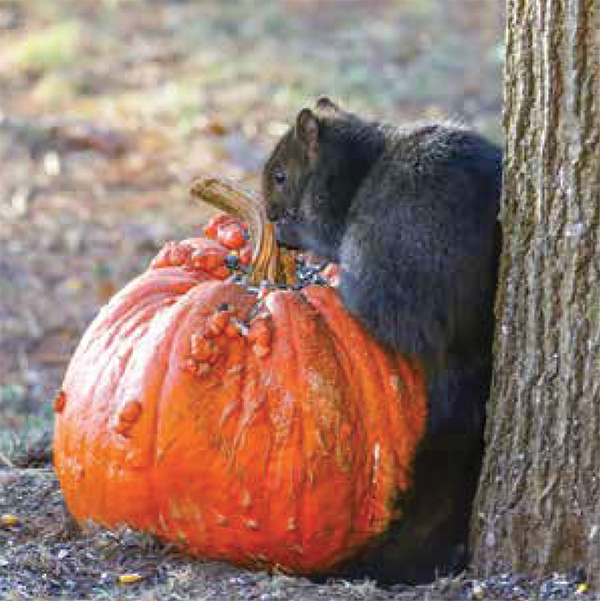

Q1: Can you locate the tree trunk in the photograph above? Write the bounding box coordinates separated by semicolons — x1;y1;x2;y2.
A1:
471;0;600;585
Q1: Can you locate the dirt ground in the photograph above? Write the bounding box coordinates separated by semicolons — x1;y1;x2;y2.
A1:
1;468;592;600
2;1;590;599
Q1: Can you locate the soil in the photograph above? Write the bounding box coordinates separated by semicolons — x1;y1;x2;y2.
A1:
1;469;592;600
2;1;593;599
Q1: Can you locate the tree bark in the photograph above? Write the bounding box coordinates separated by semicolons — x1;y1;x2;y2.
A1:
471;0;600;585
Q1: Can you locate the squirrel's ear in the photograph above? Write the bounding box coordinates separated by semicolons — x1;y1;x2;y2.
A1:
315;97;339;113
295;108;319;161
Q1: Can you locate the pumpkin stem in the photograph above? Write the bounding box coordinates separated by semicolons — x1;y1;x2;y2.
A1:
190;178;296;286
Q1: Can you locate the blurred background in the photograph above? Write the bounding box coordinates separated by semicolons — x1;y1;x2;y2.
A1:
0;0;503;461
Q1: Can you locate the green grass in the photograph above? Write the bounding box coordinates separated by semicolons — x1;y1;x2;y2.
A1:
8;21;81;72
0;384;53;468
31;71;80;105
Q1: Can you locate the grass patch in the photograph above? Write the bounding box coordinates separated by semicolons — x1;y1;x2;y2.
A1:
0;385;53;468
7;21;81;73
31;71;80;105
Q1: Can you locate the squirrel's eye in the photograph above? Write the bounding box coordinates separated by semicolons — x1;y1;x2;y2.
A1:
274;170;286;186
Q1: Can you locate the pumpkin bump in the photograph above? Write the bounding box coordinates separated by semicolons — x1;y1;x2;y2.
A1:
53;390;67;413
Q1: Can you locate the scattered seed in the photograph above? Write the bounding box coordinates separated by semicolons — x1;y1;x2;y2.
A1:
118;573;143;584
1;514;20;526
225;254;240;270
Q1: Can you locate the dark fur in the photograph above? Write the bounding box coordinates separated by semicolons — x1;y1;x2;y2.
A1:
262;98;502;584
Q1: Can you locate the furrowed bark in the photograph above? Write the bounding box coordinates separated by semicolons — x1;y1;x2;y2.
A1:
471;0;600;584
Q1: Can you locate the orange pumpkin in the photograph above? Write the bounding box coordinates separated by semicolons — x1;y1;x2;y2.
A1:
53;183;427;575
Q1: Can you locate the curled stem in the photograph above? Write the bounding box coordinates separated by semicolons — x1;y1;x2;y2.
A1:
190;178;296;286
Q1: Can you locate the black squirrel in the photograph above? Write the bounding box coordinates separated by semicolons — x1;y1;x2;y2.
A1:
262;98;502;584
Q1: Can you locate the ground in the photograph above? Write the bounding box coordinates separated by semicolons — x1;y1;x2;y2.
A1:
1;469;592;600
0;1;590;599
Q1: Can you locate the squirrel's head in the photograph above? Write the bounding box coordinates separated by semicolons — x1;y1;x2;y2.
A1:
261;97;353;260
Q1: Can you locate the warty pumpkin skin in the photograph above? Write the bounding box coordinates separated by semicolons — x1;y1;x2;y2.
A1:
53;231;427;574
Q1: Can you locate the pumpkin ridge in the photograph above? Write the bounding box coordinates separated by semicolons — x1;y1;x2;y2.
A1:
148;298;198;470
264;289;359;567
298;285;426;539
56;287;163;521
296;285;362;552
151;280;256;466
148;296;205;537
65;299;166;516
295;285;373;492
216;308;256;442
273;291;320;562
227;305;277;558
227;316;267;458
96;299;166;365
269;291;312;563
117;280;206;525
364;348;412;510
246;291;302;563
249;318;309;565
150;281;263;553
63;292;153;376
91;269;206;360
148;283;244;533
